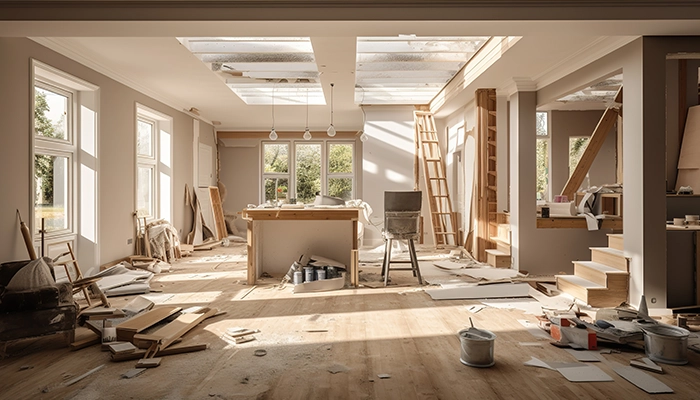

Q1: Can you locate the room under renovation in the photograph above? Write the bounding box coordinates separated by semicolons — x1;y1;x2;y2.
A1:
3;2;700;399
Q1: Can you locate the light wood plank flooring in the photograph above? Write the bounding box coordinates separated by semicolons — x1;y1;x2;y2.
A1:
1;243;699;399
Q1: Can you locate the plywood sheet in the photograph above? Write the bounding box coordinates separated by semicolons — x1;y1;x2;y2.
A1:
675;168;700;192
557;365;613;382
425;282;530;300
678;105;700;169
613;365;673;393
196;188;218;239
209;186;227;240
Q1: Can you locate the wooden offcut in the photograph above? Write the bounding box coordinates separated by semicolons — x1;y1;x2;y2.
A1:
133;307;217;350
115;306;182;342
560;107;619;200
209;186;227;240
110;343;208;362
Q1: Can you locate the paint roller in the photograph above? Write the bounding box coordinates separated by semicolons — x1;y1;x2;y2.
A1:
16;209;37;260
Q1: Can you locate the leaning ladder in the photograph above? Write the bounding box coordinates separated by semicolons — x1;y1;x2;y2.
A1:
414;110;458;247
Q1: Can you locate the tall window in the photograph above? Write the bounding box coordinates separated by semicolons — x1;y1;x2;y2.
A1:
263;142;290;203
262;140;355;204
34;82;74;235
535;111;550;201
136;105;172;221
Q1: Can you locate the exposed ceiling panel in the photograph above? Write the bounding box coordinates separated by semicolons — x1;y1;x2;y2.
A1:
179;37;325;105
355;35;490;105
556;74;623;104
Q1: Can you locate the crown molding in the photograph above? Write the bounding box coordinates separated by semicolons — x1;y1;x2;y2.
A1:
30;37;213;126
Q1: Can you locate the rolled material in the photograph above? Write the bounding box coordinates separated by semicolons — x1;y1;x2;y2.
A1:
544;202;577;217
17;209;37;260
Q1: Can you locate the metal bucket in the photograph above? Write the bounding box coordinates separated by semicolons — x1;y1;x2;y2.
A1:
642;324;689;365
458;328;496;367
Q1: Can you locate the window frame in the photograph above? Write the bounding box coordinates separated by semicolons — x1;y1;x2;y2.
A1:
135;104;173;222
33;79;77;237
535;111;551;202
260;138;357;204
261;141;291;203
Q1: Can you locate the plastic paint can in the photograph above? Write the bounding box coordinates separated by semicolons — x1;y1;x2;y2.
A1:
316;269;326;280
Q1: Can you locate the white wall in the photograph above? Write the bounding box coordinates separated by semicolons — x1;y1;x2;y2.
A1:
0;38;198;267
218;142;260;234
362;107;420;247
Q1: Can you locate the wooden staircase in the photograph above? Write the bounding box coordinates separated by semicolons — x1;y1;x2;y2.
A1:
414;110;458;247
486;212;511;268
556;233;628;307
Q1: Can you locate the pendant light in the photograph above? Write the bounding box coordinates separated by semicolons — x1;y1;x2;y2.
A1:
303;88;312;140
327;82;336;137
269;85;278;140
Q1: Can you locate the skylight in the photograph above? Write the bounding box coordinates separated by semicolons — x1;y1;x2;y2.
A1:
178;37;324;105
355;36;490;105
557;74;623;103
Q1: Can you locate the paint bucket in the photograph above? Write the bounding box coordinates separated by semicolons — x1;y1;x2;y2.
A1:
293;271;303;285
674;218;686;226
458;328;496;367
304;267;315;282
102;326;117;344
316;268;326;280
642;324;690;365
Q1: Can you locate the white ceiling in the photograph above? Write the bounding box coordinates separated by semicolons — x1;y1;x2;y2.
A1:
15;18;700;132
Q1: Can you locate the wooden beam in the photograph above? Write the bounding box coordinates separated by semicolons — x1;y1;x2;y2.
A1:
561;107;619;200
217;131;358;140
536;216;622;229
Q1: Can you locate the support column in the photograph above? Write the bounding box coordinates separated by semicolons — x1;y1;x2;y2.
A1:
509;79;537;272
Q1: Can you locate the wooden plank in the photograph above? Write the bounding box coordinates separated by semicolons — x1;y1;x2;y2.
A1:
537;216;622;230
209;186;227;240
242;208;360;221
132;308;217;350
561;107;619;200
69;330;100;351
110;343;208;362
115;306;182;342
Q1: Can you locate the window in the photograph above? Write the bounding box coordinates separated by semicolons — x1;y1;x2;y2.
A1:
263;142;290;203
569;137;590;177
327;143;354;201
34;82;75;235
262;140;355;204
535;111;550;201
136;105;172;221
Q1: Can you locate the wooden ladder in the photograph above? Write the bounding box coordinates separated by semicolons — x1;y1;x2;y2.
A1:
414;110;458;247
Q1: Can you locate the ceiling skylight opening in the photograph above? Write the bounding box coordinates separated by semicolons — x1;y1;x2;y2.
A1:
355;36;490;105
178;37;325;105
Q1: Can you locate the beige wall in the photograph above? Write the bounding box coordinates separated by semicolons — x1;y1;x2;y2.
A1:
0;38;202;268
218;142;260;234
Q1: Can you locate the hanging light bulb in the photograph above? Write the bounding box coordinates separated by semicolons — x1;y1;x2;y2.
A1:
269;85;277;140
327;83;336;137
303;88;312;140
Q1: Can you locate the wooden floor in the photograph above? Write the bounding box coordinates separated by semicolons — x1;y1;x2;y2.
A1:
2;243;699;399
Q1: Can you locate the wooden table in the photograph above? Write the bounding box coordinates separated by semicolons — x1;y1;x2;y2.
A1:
242;207;361;286
537;216;622;229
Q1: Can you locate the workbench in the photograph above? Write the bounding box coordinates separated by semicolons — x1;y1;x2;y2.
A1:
242;207;361;287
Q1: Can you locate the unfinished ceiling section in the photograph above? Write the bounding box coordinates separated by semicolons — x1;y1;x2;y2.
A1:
354;36;490;105
178;37;325;105
556;74;623;106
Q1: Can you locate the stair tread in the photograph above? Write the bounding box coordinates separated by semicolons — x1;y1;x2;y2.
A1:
490;237;510;245
485;249;509;256
556;274;606;289
607;233;623;238
573;261;629;274
589;247;625;257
